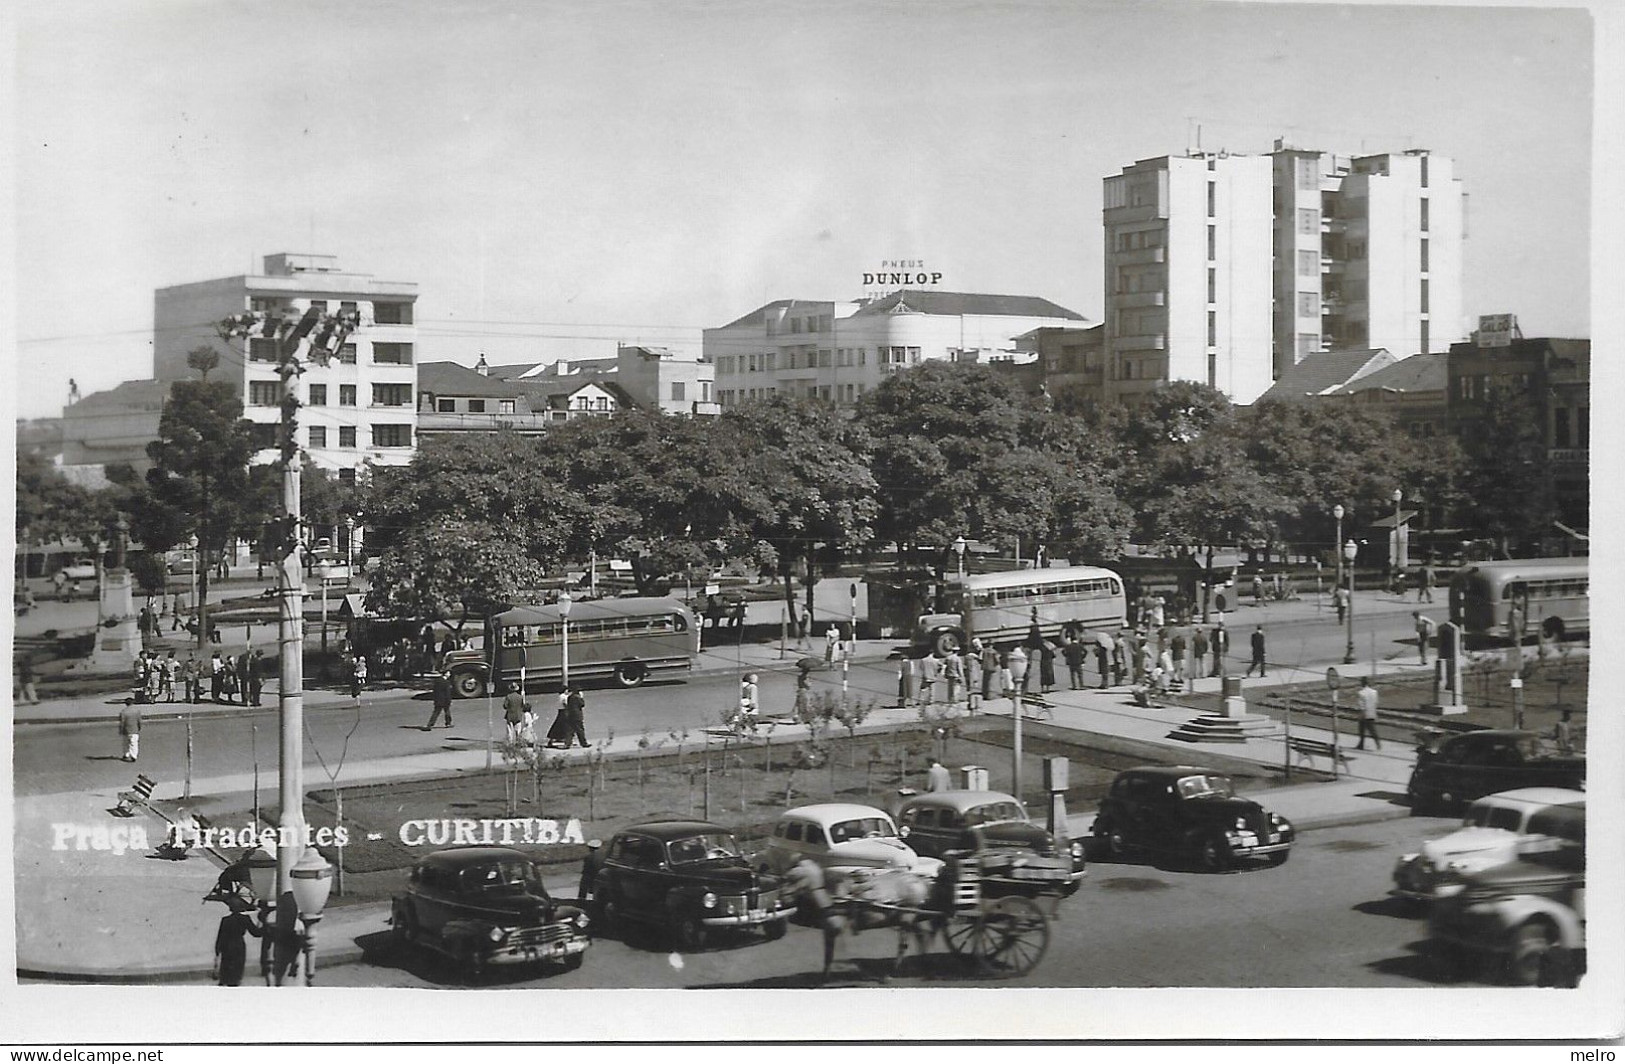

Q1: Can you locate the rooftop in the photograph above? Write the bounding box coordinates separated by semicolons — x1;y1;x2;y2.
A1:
1255;348;1394;403
852;290;1087;321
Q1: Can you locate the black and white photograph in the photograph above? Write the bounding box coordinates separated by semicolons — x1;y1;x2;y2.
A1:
5;0;1618;1047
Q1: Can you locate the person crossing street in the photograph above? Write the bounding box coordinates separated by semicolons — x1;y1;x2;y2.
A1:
1355;676;1383;750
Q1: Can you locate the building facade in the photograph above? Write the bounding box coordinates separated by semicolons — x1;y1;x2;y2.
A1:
154;253;420;481
1103;145;1465;405
705;290;1089;407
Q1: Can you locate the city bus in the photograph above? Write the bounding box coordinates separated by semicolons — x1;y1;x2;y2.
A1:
913;565;1127;655
1449;558;1588;642
444;597;700;699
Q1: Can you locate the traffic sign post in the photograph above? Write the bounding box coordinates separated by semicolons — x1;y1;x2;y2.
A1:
1326;667;1342;777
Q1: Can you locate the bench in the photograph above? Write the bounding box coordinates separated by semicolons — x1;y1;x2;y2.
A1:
115;773;157;816
1020;694;1053;721
1287;737;1353;774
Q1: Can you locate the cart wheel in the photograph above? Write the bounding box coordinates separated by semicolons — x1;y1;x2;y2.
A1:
973;896;1049;979
942;914;981;962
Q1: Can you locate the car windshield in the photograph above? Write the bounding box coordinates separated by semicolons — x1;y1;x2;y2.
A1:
463;859;544;894
666;832;743;865
964;801;1027;826
1176;775;1234;799
1515;736;1552;759
1464;804;1523;831
829;817;896;844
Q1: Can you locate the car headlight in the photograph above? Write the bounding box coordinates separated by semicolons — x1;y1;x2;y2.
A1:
574;911;590;929
1234;817;1247;830
701;891;718;909
488;926;507;942
1070;840;1085;859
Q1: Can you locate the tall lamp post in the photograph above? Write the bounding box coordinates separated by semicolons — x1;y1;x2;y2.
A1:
188;533;201;645
558;590;573;691
952;535;967;580
1332;505;1344;588
1391;488;1404;583
1008;646;1029;801
1343;539;1358;665
289;847;334;987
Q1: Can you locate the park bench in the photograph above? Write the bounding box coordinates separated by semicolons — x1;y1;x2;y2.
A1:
1287;736;1354;775
115;773;157;817
1020;693;1053;721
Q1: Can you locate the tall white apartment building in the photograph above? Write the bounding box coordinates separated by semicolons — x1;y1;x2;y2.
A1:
154;253;420;481
1103;145;1465;404
705;290;1089;407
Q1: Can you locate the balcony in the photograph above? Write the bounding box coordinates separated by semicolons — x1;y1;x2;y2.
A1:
1114;246;1166;265
1114;290;1166;309
1104;203;1163;224
1113;333;1166;352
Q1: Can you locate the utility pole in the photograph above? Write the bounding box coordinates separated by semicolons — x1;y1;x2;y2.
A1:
221;306;356;905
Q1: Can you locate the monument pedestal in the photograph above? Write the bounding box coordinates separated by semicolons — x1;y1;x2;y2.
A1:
74;569;142;676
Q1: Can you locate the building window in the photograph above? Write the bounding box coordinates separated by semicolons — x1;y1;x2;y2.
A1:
309;425;327;448
307;384;327;406
308;300;327;313
1298;250;1318;276
595;397;610;411
1206;181;1215;217
249;423;277;450
1207;270;1216;304
373;301;413;325
1420;321;1430;353
1207;226;1216;261
818;350;832;368
1420;279;1429;313
1420;155;1429;188
763;353;775;371
338;468;356;486
1578;406;1589;447
248;381;280;406
338;343;357;364
1207;311;1217;347
249;338;279;363
468;399;486;413
1208;351;1217;388
1298;156;1318;190
1553;408;1571;448
500;399;515;414
340;385;357;406
1346;241;1366;260
1297;208;1318;235
339;301;358;316
372;383;411;407
372;424;412;448
1419;197;1430;232
339;426;356;448
1296;333;1320;356
671;382;685;402
1420;239;1429;273
859;348;867;366
1297;292;1318;318
373;342;414;365
437;398;455;413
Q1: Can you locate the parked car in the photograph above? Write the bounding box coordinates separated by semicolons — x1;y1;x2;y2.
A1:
1427;841;1585;985
896;790;1086;897
390;847;591;980
583;821;790;949
55;560;96;583
1091;765;1293;871
1407;730;1585;816
1392;788;1584;906
759;803;944;879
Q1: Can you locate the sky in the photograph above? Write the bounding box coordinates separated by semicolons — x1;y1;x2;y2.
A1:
7;0;1601;420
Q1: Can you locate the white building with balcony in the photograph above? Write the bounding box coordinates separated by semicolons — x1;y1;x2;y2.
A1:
153;253;420;481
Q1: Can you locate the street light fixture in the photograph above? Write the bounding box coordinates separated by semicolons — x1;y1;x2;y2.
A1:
1331;505;1344;588
188;533;201;648
558;590;573;692
289;846;334;987
952;535;967;580
1391;488;1404;578
1008;645;1029;800
1343;539;1358;665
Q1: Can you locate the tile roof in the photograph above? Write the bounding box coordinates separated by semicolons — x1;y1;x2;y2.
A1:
417;361;533;398
715;299;836;330
1255;348;1394;402
65;379;167;414
1333;352;1448;395
851;290;1088;321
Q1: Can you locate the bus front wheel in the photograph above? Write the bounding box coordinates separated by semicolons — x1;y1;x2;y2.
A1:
614;662;647;688
933;630;963;656
1543;617;1565;641
451;670;487;700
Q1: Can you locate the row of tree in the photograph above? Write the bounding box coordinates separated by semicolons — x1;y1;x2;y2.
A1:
19;354;1555;628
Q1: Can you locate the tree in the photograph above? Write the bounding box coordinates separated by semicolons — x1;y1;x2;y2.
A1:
1462;384;1557;557
15;449;102;554
363;518;545;630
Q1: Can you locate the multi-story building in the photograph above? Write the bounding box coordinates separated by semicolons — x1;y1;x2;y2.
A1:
57;380;166;483
1103;145;1465;405
705;290;1089;407
154;253;420;482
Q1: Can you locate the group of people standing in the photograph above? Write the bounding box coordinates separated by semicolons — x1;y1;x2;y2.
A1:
131;648;264;706
497;681;590;751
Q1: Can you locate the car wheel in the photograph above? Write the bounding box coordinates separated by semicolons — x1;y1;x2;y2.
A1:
451;670;486;700
613;662;647;688
561;951;585;972
674;914;708;952
391;902;417;947
1507;922;1555;986
1543;616;1565;641
934;630;963;656
1093;818;1127;858
592;885;618;932
1198;833;1232;873
763;917;788;941
1266;848;1290;867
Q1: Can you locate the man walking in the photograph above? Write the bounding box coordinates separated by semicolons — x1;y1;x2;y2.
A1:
502;683;528;743
1244;625;1267;678
1061;638;1086;690
926;757;951;792
564;685;588;748
1334;585;1348;624
119;700;142;762
979;641;999;701
964;647;983;711
1093;637;1110;689
1209;621;1228;677
1191;627;1209;679
247;649;265;706
1355;677;1382;750
426;669;454;730
1413;611;1436;665
1417;563;1436;604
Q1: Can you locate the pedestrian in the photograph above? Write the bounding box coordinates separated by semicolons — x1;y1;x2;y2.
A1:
52;569;66;599
997;649;1013;699
211;897;264;987
1551;708;1575;754
1037;639;1057;695
564;685;588;748
502;683;528;743
1157;645;1175;687
943;649;964;702
1210;621;1229;678
1170;630;1187;685
426;670;454;730
161;651;178;702
824;625;838;663
440;632;459;667
1138;639;1155;683
248;649;265;706
350;654;368;699
1334;584;1348;624
119;700;141;761
209;651;224;702
144;652;163;703
1113;631;1130;686
964;647;983;712
237;647;252;697
901;655;919;707
14;655;40;705
1192;627;1209;680
546;687;572;747
1355;676;1382;750
131;654;149;704
979;640;999;701
919;652;942;704
1092;638;1110;689
1413;611;1436;665
1417;563;1436;604
1244;625;1267;678
420;623;437;672
1150;596;1166;629
1062;637;1087;690
1252;573;1265;607
705;594;723;632
183;654;201;703
926;757;951;793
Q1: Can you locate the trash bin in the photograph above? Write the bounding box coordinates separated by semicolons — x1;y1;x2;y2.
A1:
1221;676;1242;699
960;766;988;791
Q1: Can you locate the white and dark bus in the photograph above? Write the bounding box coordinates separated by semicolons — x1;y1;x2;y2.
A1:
1449;558;1588;642
913;565;1127;655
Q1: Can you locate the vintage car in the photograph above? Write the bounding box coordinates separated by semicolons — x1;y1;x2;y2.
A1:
1091;765;1293;871
55;560;97;584
1407;729;1585;816
896;790;1086;897
1427;840;1585;986
759;803;944;880
390;846;590;980
1392;788;1584;905
583;820;790;950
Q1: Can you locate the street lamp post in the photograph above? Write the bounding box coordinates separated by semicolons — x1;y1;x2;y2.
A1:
1008;646;1029;801
558;591;573;691
289;846;333;986
188;533;200;646
1391;489;1404;584
953;535;967;581
1332;505;1344;588
1343;539;1358;665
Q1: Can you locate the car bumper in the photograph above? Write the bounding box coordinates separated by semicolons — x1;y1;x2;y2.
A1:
1230;840;1291;858
701;907;790;928
485;935;590;965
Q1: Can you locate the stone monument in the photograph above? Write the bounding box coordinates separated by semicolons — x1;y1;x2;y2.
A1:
79;516;142;675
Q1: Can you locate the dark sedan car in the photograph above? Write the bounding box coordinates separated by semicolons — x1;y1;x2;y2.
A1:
1407;729;1585;816
584;820;790;950
896;790;1086;897
1091;766;1293;871
391;847;591;981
